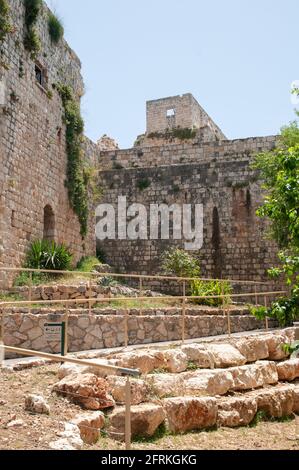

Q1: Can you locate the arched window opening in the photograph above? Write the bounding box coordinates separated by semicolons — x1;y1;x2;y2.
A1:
43;205;55;241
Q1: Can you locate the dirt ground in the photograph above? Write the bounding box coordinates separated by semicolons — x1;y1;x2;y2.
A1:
0;365;298;451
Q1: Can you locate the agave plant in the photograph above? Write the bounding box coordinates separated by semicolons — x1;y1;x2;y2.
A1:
26;240;72;271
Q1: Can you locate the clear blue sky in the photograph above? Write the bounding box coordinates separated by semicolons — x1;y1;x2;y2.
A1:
46;0;298;149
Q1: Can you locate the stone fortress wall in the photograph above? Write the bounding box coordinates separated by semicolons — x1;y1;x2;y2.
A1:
96;134;279;283
0;0;97;286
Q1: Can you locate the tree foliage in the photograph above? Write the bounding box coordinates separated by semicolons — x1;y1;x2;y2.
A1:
252;102;299;325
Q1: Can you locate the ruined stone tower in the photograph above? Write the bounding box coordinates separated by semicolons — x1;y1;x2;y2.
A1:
146;93;226;140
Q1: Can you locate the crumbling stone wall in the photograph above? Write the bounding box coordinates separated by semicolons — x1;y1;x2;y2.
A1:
0;0;97;286
97;135;280;283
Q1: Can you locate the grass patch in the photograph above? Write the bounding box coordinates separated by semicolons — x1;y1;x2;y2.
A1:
186;361;198;371
0;293;23;302
94;299;180;310
133;423;170;443
76;256;101;273
48;12;64;44
249;411;295;428
13;271;54;287
150;367;169;375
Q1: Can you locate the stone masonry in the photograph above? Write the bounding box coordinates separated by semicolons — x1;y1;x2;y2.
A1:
146;94;226;139
0;0;97;287
97;134;279;283
3;307;276;356
0;1;282;292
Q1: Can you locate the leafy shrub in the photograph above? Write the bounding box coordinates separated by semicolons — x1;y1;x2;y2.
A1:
48;12;64;44
251;286;299;327
162;248;200;278
191;279;232;307
76;256;101;273
26;240;72;271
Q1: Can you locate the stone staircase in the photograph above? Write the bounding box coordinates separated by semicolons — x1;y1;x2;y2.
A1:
52;328;299;441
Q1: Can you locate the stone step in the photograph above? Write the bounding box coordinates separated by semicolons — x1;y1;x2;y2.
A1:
104;383;299;439
110;329;294;374
146;361;280;398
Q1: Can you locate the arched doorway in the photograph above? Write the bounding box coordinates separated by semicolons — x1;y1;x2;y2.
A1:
43;205;55;241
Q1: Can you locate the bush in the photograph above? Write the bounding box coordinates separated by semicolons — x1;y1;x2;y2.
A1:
251;286;299;327
76;256;101;273
191;279;232;307
25;240;72;271
161;248;200;278
48;12;64;44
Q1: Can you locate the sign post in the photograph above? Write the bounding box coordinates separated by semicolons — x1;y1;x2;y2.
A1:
44;322;65;357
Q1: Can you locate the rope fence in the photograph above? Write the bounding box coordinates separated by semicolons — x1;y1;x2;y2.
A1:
0;266;287;354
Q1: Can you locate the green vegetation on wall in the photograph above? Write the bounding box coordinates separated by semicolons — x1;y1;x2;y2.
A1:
55;83;89;237
0;0;13;42
23;0;42;57
137;178;151;191
148;127;197;141
48;12;64;44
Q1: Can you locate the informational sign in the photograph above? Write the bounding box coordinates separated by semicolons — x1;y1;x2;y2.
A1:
44;323;63;342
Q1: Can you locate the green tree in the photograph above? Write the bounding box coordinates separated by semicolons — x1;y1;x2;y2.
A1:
252;103;299;325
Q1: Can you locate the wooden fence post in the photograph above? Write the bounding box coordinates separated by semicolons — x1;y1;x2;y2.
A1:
139;278;142;316
88;279;92;315
264;296;269;331
125;376;132;451
63;307;69;356
182;281;186;345
124;309;129;348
